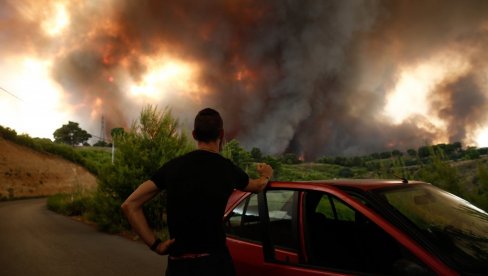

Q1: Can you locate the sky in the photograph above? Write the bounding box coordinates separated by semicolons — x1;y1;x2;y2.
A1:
1;0;488;158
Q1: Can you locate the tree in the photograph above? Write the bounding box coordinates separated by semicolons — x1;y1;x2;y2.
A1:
250;147;263;162
222;140;252;169
391;149;403;157
111;127;125;138
418;146;431;158
370;152;381;159
281;153;301;164
93;140;108;147
334;156;347;166
478;147;488;155
262;155;282;179
407;149;417;157
380;151;392;159
416;147;462;196
53;121;92;146
94;105;193;232
465;147;480;160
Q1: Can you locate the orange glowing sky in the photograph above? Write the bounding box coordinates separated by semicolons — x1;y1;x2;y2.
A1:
1;0;488;156
0;0;205;140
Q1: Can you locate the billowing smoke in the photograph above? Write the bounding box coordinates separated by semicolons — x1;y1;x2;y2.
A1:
2;0;488;158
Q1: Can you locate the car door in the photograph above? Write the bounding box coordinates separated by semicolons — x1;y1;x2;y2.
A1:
225;191;266;275
225;189;350;276
255;189;351;276
225;184;453;275
300;188;455;275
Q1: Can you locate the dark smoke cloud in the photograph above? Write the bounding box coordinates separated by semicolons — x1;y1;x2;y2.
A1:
3;0;488;158
434;75;488;144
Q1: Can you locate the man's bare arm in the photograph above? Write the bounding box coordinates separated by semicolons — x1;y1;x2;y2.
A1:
121;180;174;255
243;163;273;193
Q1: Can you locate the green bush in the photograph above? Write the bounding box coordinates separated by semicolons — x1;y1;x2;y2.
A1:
93;105;193;232
0;127;102;176
47;193;91;216
0;125;17;140
87;191;127;233
415;147;463;196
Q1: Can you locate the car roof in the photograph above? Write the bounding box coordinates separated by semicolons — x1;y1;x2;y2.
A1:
225;179;430;214
267;179;428;192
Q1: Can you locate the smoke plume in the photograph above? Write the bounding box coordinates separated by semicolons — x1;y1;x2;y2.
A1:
2;0;488;158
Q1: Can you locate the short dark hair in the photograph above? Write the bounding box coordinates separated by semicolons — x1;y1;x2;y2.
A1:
193;108;223;142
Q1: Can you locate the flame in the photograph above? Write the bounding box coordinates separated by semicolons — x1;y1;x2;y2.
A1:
14;0;70;37
234;66;256;91
90;98;104;119
384;51;469;125
475;127;488;147
234;65;256;82
2;0;488;154
383;50;473;145
41;2;70;37
129;56;203;102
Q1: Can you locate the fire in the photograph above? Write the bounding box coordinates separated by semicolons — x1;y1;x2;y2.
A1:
473;127;488;147
90;98;104;119
383;50;472;143
235;65;256;82
129;56;203;102
2;0;488;155
13;0;70;37
384;52;469;125
41;2;70;37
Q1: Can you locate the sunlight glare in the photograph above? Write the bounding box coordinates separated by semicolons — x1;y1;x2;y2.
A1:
0;57;70;139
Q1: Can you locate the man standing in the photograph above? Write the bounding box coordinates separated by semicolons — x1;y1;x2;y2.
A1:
121;108;273;276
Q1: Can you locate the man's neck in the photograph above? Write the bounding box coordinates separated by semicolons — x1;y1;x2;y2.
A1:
197;141;220;153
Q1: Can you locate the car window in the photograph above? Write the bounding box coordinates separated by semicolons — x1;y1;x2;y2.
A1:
316;196;355;222
225;193;261;243
380;184;488;272
304;191;433;275
266;190;298;250
225;190;298;251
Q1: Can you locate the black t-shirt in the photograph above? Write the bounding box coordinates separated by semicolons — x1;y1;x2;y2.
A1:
151;150;249;255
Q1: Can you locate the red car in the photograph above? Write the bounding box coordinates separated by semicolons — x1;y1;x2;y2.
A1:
224;180;488;276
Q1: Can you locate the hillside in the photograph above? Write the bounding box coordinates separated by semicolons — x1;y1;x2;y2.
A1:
0;138;97;199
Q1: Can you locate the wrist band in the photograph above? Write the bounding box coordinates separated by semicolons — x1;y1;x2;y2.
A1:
150;238;162;251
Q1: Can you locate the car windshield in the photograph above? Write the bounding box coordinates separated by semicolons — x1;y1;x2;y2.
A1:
377;184;488;272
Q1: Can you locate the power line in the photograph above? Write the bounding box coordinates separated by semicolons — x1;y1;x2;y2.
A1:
0;86;24;102
1;84;110;143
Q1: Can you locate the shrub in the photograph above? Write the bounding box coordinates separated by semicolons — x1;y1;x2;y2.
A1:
0;125;17;140
415;147;463;196
87;191;128;233
93;105;193;232
47;193;91;216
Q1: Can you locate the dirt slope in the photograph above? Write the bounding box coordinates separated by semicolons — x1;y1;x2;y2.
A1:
0;138;97;199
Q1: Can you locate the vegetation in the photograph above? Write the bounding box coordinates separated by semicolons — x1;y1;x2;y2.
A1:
91;105;193;233
47;193;92;216
2;110;488;235
222;141;488;212
0;125;104;175
53;121;92;146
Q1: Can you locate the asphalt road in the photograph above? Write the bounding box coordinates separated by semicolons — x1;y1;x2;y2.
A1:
0;198;167;275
